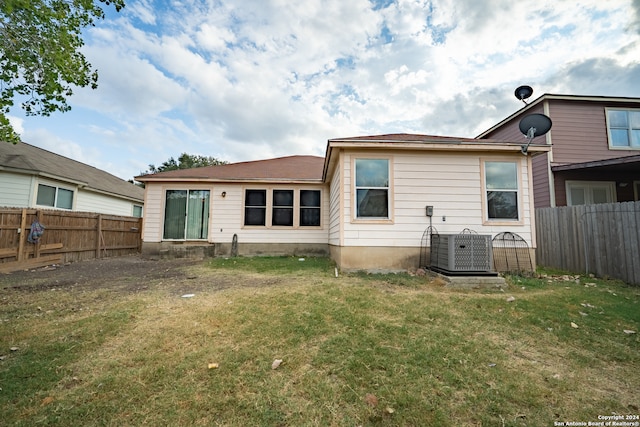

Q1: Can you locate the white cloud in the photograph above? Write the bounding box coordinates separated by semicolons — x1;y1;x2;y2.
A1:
16;0;639;181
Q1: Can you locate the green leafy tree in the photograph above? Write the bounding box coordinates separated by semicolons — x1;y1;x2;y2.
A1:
1;0;124;143
141;153;228;175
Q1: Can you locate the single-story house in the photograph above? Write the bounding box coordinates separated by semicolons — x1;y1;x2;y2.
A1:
0;142;144;217
136;134;549;271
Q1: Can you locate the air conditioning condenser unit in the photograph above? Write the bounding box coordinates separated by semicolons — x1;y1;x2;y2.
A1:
430;234;495;275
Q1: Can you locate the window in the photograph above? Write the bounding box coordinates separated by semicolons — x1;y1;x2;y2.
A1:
243;189;321;227
607;109;640;149
272;190;294;226
163;190;210;240
566;181;615;206
355;159;389;218
36;184;73;209
133;205;143;218
300;190;321;226
485;161;519;220
244;189;266;226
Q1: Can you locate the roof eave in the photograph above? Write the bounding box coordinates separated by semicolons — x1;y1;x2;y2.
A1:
137;177;325;185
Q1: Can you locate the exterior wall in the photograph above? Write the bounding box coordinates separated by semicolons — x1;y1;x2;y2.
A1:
330;244;419;272
532;152;552;208
482;104;545;142
141;181;329;247
328;161;341;246
0;171;142;216
335;149;536;249
76;190;141;216
0;172;33;207
482;99;640;207
548;100;639;164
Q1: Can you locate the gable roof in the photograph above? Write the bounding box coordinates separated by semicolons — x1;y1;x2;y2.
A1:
476;94;640;138
0;142;144;202
136;155;325;183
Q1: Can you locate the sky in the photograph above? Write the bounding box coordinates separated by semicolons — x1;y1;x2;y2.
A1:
8;0;640;182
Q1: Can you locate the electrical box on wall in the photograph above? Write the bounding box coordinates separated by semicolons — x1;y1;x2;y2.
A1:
426;205;433;217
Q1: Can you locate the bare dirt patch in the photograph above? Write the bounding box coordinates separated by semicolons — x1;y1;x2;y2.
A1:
0;256;207;293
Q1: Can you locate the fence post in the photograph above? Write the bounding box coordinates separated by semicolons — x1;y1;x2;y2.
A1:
17;208;27;261
96;214;103;258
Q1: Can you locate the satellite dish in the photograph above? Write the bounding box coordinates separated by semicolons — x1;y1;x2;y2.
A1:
518;113;552;154
514;85;533;103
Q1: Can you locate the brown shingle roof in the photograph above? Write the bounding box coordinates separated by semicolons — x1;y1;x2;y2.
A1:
329;133;480;143
0;142;144;201
136;155;325;182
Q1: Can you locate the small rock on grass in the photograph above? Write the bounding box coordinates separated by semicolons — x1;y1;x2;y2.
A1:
570;322;579;329
623;330;636;335
271;359;283;370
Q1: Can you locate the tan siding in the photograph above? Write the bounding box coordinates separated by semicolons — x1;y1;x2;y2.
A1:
329;165;341;245
144;183;329;245
339;150;535;247
141;184;164;242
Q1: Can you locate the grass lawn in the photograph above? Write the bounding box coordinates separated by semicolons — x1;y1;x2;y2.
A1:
1;256;639;426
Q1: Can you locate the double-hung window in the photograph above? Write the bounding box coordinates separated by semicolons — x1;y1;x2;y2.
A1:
163;189;210;240
244;190;267;226
607;109;640;149
484;161;519;220
355;158;389;218
36;184;74;209
272;190;294;226
300;190;321;226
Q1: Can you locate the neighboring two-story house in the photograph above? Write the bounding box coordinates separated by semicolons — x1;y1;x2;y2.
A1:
477;94;640;207
0;142;145;217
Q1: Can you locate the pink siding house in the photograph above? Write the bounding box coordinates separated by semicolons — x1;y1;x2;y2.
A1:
478;95;640;207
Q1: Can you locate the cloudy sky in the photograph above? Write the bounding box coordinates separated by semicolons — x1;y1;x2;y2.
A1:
9;0;640;181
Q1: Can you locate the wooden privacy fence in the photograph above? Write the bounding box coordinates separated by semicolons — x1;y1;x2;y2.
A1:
535;201;640;286
0;208;142;273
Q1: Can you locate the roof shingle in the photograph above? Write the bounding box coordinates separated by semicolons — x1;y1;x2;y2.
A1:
0;142;144;201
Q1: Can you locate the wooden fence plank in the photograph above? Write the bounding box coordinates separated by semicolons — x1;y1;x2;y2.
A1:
0;208;142;267
536;201;640;285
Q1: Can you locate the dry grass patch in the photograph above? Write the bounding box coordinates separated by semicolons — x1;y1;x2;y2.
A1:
1;257;638;426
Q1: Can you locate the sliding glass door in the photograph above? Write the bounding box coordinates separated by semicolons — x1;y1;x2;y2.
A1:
163;190;210;240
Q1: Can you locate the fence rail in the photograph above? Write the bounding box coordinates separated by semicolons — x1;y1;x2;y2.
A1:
0;208;142;272
535;201;640;285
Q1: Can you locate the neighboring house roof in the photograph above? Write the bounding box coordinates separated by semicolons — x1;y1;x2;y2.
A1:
476;94;640;138
136;155;325;183
0;142;144;202
551;153;640;173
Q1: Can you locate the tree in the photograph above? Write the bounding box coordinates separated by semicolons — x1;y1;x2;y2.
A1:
1;0;124;143
141;153;229;175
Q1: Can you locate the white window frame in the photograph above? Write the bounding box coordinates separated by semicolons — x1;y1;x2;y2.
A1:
133;205;143;218
352;157;393;222
605;108;640;150
481;159;522;225
565;181;616;206
35;183;75;210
